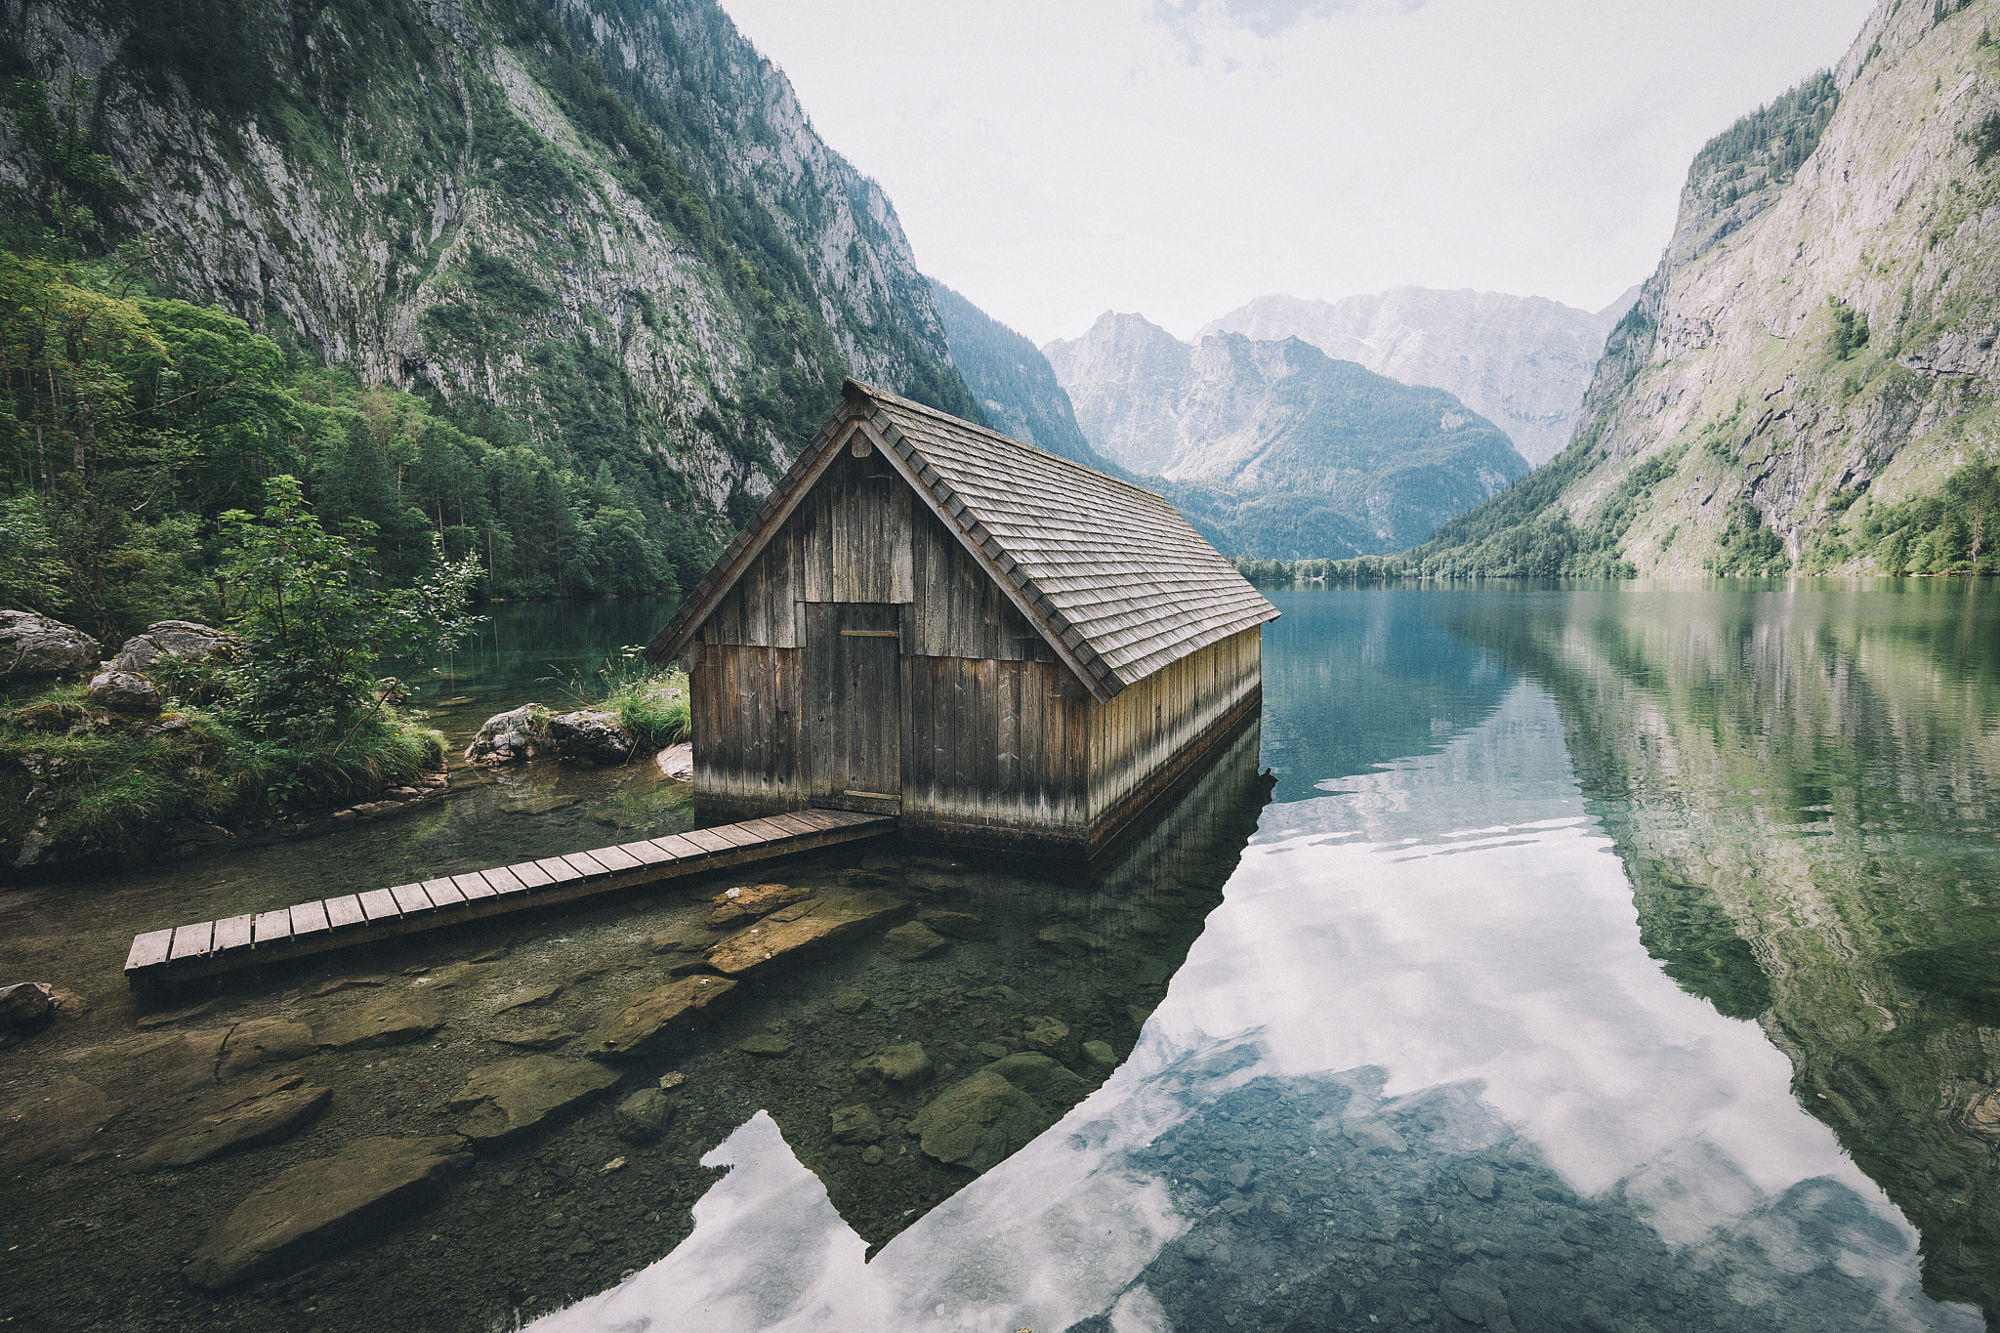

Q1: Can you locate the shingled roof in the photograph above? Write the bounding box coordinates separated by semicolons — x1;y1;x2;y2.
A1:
647;381;1278;701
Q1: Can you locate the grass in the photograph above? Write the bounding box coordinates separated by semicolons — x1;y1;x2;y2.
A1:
556;644;691;752
0;681;444;873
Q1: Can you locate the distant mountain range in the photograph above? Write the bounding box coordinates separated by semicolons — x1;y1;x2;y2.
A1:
1036;313;1527;558
1200;287;1638;467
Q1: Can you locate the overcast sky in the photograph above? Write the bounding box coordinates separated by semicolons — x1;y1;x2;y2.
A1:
718;0;1875;345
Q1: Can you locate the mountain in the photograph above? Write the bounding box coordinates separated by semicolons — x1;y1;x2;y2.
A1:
1043;314;1528;558
927;280;1115;470
1406;0;2000;578
1200;286;1638;467
0;0;977;590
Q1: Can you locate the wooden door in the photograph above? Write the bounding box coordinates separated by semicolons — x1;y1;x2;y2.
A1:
804;603;902;812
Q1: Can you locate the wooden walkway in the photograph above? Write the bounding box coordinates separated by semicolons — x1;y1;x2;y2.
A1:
124;810;894;990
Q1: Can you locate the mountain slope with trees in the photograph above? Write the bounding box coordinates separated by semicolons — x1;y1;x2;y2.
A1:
1403;0;2000;578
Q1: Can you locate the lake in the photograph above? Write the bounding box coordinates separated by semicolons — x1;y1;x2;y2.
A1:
3;581;1996;1331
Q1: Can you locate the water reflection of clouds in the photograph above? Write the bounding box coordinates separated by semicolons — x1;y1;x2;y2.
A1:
534;682;1973;1331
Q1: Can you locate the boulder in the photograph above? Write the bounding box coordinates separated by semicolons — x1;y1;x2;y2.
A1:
216;1018;315;1077
183;1135;472;1290
315;994;441;1050
916;910;993;940
906;1053;1090;1173
109;620;243;674
1082;1039;1118;1069
853;1042;932;1087
612;1087;677;1143
705;890;909;978
907;1069;1047;1173
881;921;949;961
86;669;162;714
737;1031;792;1056
546;709;634;764
1021;1015;1071;1053
0;610;100;682
0;981;55;1034
1035;924;1108;956
464;704;547;765
131;1073;331;1170
0;1076;123;1169
706;882;813;928
656;742;694;781
585;974;738;1060
446;1056;619;1144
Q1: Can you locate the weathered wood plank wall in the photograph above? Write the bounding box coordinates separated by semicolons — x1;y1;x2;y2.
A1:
687;430;1262;851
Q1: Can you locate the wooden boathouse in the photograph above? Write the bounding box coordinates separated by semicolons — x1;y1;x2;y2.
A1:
646;381;1279;855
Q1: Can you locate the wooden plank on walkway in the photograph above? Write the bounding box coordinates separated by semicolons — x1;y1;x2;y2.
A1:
325;895;367;930
291;901;331;939
169;922;213;962
126;809;895;989
213;914;255;953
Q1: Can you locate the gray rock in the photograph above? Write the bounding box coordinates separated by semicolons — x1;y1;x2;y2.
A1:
881;920;949;960
86;670;162;713
981;1053;1087;1107
1457;1163;1497;1199
1082;1039;1118;1069
613;1087;677;1143
916;909;993;940
854;1042;932;1086
0;610;100;681
831;1104;883;1144
0;981;55;1033
446;1056;619;1143
546;709;634;764
464;704;548;765
183;1135;472;1289
109;620;243;674
737;1031;793;1056
132;1073;330;1170
830;989;872;1015
655;742;694;780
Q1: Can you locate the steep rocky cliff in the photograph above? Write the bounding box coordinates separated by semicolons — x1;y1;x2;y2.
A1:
928;279;1112;469
1201;286;1638;468
0;0;976;525
1411;0;2000;577
1044;312;1527;557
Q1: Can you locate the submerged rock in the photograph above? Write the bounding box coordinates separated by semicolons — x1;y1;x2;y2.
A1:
831;1104;882;1144
315;994;441;1050
706;882;813;927
916;909;993;940
131;1073;330;1170
216;1018;314;1077
1035;924;1108;956
183;1135;472;1290
585;974;738;1060
854;1042;932;1087
109;620;243;674
0;610;99;682
546;709;633;763
1021;1015;1070;1053
906;1053;1088;1173
86;669;162;714
613;1087;677;1143
881;921;949;961
705;890;908;978
447;1056;619;1143
737;1031;793;1056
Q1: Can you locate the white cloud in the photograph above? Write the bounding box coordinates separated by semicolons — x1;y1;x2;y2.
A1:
719;0;1876;343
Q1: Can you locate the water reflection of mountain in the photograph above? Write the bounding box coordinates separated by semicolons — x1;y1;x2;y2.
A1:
1452;583;2000;1317
1259;588;1513;800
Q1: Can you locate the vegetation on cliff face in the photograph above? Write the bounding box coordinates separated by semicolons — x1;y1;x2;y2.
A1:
0;0;982;622
1402;0;2000;578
